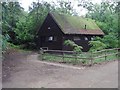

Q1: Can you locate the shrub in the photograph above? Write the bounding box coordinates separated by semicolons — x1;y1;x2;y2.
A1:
93;34;118;48
89;40;106;52
64;40;83;53
1;34;9;51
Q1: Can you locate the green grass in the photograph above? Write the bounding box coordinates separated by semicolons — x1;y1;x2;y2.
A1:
39;50;118;65
93;55;118;64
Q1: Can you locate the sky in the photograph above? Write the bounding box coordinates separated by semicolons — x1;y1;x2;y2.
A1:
19;0;103;16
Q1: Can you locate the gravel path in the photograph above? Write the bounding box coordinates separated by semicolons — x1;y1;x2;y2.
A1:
2;52;118;88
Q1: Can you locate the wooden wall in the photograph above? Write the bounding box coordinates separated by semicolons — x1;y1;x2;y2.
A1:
36;13;103;52
62;34;102;52
36;13;63;50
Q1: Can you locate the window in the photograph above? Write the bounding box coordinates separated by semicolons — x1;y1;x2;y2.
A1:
85;37;88;40
48;27;51;30
49;36;53;41
46;36;57;41
91;37;94;40
74;36;80;41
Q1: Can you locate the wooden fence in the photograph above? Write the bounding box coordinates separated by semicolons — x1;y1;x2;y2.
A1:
39;48;120;66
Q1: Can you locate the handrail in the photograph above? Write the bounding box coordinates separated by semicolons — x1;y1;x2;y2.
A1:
92;48;119;54
43;50;75;53
94;53;118;59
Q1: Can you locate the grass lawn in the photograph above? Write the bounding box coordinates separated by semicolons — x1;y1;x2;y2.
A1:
93;54;118;64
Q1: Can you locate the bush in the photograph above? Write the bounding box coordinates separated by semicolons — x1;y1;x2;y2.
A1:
64;40;83;53
1;34;9;51
89;40;106;52
101;33;118;48
93;34;118;48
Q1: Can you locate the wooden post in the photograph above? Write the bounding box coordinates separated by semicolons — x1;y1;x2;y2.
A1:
116;48;119;59
90;51;93;66
75;52;77;61
105;50;107;61
62;51;64;62
40;48;44;60
74;52;77;64
117;48;120;60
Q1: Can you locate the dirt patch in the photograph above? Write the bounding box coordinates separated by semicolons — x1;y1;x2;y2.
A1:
2;49;33;82
2;49;118;88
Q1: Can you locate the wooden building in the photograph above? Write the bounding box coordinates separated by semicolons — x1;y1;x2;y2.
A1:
36;12;104;52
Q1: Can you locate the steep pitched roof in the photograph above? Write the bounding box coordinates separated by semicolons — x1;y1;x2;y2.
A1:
50;13;104;35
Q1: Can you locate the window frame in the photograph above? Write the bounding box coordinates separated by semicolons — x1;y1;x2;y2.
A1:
46;36;57;42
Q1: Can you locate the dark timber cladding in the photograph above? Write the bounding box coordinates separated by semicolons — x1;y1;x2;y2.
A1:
36;12;104;52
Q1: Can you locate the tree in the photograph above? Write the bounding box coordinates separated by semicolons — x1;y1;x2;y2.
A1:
2;0;77;49
2;2;24;43
78;1;118;48
55;0;75;15
17;0;76;45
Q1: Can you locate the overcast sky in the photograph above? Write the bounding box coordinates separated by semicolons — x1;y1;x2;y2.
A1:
19;0;102;16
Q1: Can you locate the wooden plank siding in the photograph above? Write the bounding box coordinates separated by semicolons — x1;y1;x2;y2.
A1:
36;13;104;52
62;34;102;52
36;13;64;50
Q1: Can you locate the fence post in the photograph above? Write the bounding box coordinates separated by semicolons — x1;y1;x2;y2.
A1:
73;52;77;64
40;48;44;60
117;48;119;60
90;51;93;66
116;48;119;59
62;51;64;62
117;48;120;60
75;52;77;61
105;50;107;61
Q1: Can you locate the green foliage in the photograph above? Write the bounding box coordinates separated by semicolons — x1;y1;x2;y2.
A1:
2;2;24;34
80;1;118;49
89;41;106;52
55;1;76;15
93;34;118;48
102;34;118;48
1;34;20;52
64;40;83;53
64;40;75;46
2;0;118;50
1;35;9;51
2;1;78;50
96;21;109;34
7;43;20;49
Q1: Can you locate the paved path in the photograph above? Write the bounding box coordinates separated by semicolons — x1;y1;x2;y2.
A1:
2;53;118;88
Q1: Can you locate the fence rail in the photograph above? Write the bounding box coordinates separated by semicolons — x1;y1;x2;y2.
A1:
39;48;120;66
